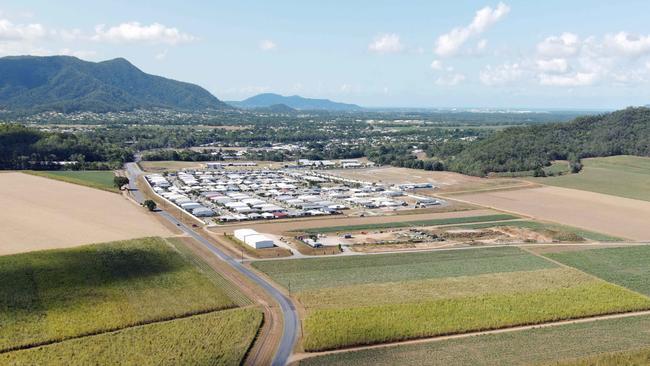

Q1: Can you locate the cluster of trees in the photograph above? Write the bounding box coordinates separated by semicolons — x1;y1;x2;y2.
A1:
0;124;132;170
140;149;223;162
365;144;445;171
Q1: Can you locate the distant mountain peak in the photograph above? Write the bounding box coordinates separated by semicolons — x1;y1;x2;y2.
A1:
229;93;362;111
0;55;231;113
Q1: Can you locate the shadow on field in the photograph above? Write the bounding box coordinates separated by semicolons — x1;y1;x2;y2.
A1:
0;245;184;312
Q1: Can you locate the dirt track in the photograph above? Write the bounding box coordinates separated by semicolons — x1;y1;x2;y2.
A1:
0;172;171;255
456;186;650;241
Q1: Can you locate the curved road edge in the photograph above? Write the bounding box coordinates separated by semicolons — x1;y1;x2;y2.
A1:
125;162;298;366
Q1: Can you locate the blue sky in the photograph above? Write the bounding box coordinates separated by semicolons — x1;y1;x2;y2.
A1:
2;1;650;109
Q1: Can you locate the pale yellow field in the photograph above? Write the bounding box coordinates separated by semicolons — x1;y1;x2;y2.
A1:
458;186;650;241
329;166;526;192
0;172;171;255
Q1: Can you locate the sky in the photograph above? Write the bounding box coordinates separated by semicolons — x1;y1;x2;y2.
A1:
2;0;650;109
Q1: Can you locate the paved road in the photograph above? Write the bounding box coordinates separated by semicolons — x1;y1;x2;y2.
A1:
125;163;298;366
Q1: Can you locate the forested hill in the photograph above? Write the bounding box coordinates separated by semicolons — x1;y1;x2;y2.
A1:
0;56;231;113
445;107;650;176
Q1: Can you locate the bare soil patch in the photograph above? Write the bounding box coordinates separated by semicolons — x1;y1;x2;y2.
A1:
0;172;171;255
457;186;650;241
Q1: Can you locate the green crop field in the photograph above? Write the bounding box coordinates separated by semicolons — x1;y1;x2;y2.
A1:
300;214;519;234
547;245;650;296
0;237;240;352
297;314;650;366
25;170;118;192
451;220;623;242
254;246;650;351
301;276;648;351
529;155;650;201
551;347;650;366
252;246;555;292
0;308;262;366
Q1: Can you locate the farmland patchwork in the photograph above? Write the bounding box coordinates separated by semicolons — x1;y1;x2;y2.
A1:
254;246;650;351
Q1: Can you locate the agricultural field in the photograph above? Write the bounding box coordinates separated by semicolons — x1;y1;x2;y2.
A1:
253;246;650;351
0;308;262;366
300;214;518;234
0;172;170;255
296;313;650;366
552;347;650;366
546;245;650;296
25;170;118;192
457;185;650;241
0;237;242;352
529;155;650;201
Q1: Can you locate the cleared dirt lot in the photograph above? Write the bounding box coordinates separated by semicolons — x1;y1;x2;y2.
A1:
0;172;171;255
457;186;650;241
209;209;499;235
329;167;526;193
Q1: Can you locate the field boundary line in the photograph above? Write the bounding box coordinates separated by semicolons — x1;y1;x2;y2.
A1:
289;309;650;364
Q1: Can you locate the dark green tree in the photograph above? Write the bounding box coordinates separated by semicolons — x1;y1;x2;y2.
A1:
143;200;157;211
113;176;130;190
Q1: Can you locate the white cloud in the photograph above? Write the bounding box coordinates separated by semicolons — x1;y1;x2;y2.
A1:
0;18;46;41
477;39;488;52
58;48;97;60
603;32;650;56
536;32;579;57
92;22;196;45
480;63;523;85
155;49;168;60
536;58;569;73
430;59;443;70
539;72;597;86
434;2;510;57
259;39;277;51
436;73;466;86
368;33;403;53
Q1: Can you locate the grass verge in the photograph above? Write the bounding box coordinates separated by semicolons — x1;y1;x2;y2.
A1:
24;170;118;193
299;214;519;234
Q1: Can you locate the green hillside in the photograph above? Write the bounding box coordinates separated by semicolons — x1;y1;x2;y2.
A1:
442;107;650;176
0;56;231;113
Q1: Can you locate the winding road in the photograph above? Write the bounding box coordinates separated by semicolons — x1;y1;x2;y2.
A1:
125;162;298;366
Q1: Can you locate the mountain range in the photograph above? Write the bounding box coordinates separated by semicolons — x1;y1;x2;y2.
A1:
228;93;362;111
0;56;231;113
